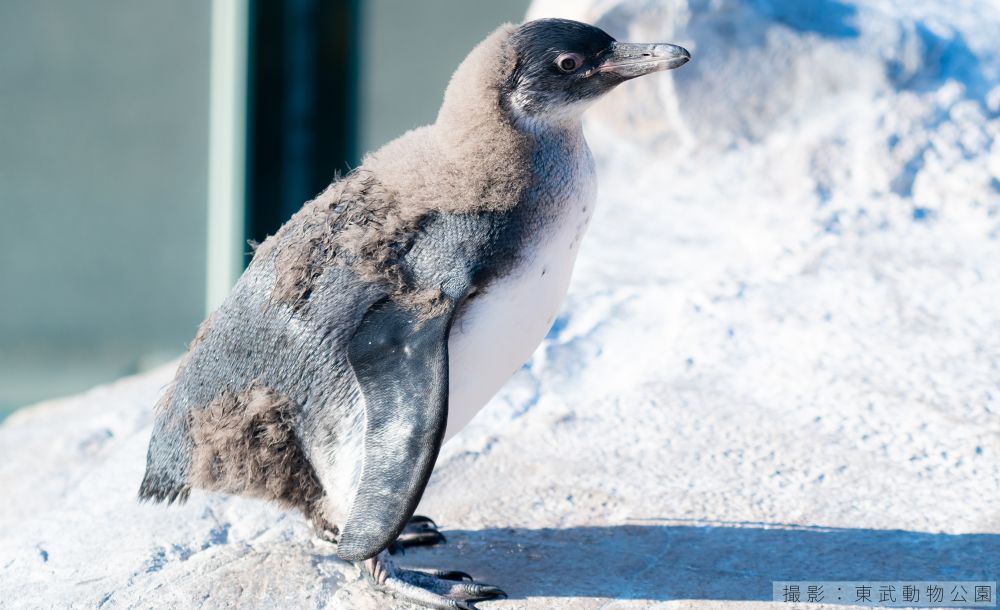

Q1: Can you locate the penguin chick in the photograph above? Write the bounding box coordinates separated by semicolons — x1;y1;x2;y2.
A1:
140;18;689;609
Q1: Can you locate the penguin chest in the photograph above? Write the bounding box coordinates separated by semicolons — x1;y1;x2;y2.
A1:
445;189;595;442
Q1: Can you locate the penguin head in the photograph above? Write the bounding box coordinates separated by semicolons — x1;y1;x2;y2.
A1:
503;18;690;124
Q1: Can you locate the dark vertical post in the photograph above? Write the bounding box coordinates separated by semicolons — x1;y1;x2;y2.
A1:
245;0;359;255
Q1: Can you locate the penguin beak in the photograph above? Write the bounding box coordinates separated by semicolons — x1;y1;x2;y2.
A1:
592;42;691;79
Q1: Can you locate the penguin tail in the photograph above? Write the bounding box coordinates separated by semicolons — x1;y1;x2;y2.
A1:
138;467;190;505
138;395;193;505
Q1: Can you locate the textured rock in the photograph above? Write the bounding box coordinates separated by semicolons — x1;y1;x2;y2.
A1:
2;1;999;608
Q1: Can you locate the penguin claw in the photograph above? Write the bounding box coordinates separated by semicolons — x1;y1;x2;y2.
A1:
409;568;473;582
392;514;448;551
440;570;474;582
408;514;438;528
397;529;447;546
454;583;507;603
362;550;506;609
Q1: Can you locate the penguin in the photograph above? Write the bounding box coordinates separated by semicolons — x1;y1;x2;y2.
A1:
140;18;689;609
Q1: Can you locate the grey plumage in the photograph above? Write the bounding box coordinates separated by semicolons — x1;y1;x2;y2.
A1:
140;17;689;608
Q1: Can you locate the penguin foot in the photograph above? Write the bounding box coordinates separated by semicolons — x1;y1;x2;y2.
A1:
363;549;506;609
389;515;446;553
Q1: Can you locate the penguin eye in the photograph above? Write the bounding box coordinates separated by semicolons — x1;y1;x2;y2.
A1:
556;53;583;73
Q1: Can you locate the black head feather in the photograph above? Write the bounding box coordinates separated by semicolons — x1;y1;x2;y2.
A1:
502;18;689;122
504;19;619;119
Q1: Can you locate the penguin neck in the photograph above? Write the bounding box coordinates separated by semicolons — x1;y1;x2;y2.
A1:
434;106;587;214
364;24;589;217
437;60;591;187
511;112;585;141
426;23;587;212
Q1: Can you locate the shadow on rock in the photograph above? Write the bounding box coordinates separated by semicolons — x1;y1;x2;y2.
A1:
395;521;999;602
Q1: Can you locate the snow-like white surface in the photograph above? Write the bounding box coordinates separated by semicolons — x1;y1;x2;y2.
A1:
2;1;998;608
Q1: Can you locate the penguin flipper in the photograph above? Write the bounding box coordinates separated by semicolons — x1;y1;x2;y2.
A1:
336;298;453;561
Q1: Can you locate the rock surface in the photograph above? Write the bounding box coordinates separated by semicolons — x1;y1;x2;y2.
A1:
2;0;999;608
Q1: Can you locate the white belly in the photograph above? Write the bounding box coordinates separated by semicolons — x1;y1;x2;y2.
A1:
444;192;595;442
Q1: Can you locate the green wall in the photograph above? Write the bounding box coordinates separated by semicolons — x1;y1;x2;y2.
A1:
359;0;531;154
0;1;211;416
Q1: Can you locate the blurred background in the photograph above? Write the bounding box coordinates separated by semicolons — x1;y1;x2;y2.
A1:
0;0;530;420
